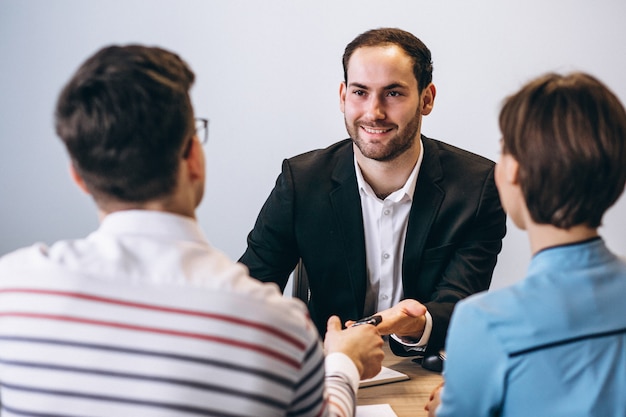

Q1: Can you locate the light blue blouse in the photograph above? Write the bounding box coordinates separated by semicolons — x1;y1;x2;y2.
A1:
438;238;626;417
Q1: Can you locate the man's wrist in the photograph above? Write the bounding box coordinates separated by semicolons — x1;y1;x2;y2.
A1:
391;310;433;348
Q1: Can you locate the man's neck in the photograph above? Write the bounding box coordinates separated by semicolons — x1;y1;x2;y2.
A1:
354;141;421;200
98;199;196;222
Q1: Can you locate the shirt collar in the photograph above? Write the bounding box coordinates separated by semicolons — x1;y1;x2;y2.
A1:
354;137;423;202
97;210;209;244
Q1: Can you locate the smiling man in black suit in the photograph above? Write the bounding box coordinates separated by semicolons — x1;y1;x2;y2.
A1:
240;27;506;362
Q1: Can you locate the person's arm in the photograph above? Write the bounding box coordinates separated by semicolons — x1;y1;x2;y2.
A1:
373;168;504;355
392;167;506;357
426;168;506;353
291;316;384;417
239;159;300;289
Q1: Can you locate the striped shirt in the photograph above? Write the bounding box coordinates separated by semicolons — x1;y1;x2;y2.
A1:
0;210;359;417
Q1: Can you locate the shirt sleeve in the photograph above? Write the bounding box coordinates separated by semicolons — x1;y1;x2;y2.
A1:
390;310;433;352
291;338;359;417
324;352;360;393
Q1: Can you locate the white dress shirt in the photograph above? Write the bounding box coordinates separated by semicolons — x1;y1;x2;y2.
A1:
354;140;432;348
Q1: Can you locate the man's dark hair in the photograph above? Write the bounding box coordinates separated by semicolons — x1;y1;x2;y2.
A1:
499;72;626;228
342;27;433;92
55;45;195;205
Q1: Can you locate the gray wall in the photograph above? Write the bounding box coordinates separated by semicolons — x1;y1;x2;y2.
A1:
1;0;625;290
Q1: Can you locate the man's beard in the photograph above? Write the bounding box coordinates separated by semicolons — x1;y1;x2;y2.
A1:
346;113;420;162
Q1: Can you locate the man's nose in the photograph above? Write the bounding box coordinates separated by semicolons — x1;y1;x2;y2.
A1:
365;96;385;120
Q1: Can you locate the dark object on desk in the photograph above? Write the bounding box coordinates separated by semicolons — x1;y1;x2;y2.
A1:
413;350;446;373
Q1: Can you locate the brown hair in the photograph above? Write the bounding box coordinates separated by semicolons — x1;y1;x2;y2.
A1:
55;45;195;205
499;72;626;228
342;28;433;92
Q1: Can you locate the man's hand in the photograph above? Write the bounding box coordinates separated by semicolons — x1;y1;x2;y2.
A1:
324;315;384;379
425;381;444;416
347;299;427;339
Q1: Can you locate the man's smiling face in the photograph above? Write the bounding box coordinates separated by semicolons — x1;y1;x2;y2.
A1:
340;44;426;162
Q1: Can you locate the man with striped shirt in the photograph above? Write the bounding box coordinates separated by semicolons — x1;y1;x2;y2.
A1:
0;45;384;417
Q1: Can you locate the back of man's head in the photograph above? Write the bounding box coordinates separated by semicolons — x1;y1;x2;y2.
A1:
499;72;626;229
55;45;195;207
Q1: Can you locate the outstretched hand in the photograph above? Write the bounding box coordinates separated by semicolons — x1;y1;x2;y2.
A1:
324;315;384;379
346;299;427;339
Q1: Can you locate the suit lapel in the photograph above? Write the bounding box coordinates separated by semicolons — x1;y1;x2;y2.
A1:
325;138;445;311
329;143;367;314
403;137;445;292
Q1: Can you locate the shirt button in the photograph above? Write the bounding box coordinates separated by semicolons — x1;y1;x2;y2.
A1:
382;253;390;260
381;294;389;300
383;209;391;215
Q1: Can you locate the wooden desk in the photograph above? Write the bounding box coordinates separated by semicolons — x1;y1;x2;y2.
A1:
357;344;443;417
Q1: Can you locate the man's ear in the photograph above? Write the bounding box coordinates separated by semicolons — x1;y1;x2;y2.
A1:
69;163;91;195
420;83;436;116
184;137;205;181
339;81;347;114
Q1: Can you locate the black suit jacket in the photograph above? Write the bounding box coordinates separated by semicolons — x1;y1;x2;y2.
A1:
240;136;506;355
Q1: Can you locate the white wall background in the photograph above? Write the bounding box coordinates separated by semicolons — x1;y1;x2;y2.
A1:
1;0;625;290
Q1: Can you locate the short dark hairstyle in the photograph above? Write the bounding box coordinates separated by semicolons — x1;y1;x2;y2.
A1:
499;72;626;228
55;45;195;205
342;27;433;92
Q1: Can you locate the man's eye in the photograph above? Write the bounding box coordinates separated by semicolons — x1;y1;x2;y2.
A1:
353;90;366;96
387;91;401;97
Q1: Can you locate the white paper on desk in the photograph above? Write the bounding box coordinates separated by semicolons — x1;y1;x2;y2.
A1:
359;366;409;388
356;404;398;417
